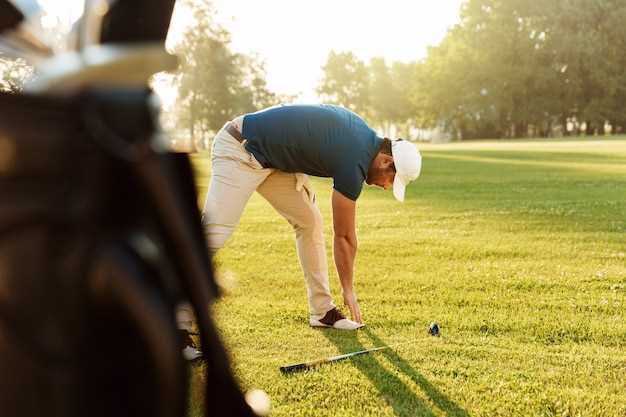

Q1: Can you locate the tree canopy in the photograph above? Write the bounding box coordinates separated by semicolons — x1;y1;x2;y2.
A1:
172;0;281;144
319;0;626;139
0;57;32;93
317;52;418;137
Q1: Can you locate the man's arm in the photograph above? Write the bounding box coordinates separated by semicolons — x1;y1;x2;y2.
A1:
331;190;362;323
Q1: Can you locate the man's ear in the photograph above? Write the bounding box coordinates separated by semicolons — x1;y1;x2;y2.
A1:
381;154;394;168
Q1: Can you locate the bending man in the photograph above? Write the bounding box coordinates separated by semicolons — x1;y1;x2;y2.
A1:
200;104;421;332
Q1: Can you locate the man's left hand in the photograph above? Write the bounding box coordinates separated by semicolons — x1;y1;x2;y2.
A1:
342;288;362;324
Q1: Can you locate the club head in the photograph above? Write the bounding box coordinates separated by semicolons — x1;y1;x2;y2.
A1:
0;1;25;34
3;0;46;39
67;18;80;52
26;43;178;93
98;0;176;45
68;0;177;51
0;0;53;60
77;0;118;51
0;36;49;64
8;0;41;19
4;24;54;54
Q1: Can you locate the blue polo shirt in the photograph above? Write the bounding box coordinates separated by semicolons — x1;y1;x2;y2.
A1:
242;104;382;201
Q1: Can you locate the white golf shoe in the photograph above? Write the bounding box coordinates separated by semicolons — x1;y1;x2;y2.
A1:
183;345;202;361
309;308;364;330
180;329;202;361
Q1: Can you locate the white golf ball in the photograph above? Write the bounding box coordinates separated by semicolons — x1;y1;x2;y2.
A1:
245;389;271;416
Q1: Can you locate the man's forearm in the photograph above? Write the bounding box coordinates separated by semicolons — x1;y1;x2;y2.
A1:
333;234;357;291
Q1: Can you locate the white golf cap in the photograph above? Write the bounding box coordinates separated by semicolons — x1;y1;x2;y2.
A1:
391;140;422;202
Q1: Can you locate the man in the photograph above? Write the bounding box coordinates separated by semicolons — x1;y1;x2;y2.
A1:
180;104;421;356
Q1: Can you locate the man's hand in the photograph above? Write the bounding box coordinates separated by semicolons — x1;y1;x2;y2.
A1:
342;288;362;324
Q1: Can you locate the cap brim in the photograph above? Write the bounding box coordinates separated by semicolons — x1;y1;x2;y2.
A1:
392;174;406;202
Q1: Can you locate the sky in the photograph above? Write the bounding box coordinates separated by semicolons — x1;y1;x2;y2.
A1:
39;0;464;104
204;0;464;101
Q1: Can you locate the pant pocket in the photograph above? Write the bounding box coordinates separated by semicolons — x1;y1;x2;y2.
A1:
296;174;315;203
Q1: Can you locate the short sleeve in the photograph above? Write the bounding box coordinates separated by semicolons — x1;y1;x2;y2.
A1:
333;165;365;201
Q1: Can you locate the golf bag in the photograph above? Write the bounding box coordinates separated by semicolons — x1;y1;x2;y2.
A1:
0;88;255;417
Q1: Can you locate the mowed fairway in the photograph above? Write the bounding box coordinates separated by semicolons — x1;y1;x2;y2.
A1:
189;137;626;417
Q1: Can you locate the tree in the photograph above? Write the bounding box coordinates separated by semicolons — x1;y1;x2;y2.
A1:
0;57;32;93
548;0;626;134
173;0;278;147
389;60;419;136
368;57;396;135
318;52;417;137
367;58;419;137
412;27;481;139
238;53;281;111
412;0;626;139
317;51;370;117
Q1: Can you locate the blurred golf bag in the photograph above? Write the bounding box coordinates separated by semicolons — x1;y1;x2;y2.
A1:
0;1;256;417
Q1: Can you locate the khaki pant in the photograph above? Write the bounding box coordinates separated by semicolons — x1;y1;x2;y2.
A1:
179;121;336;328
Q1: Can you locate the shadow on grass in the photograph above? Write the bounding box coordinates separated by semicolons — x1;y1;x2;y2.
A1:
322;327;469;417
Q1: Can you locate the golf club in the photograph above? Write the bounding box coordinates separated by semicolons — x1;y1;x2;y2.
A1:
77;0;118;50
26;43;177;93
0;0;24;34
7;0;39;18
0;38;41;62
0;0;41;31
280;323;441;374
280;343;410;374
0;0;53;61
0;32;51;64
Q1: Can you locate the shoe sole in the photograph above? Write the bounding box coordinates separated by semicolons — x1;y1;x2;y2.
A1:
309;320;331;328
309;319;364;330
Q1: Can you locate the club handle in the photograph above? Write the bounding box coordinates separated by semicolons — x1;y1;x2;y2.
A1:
279;352;357;374
279;363;309;374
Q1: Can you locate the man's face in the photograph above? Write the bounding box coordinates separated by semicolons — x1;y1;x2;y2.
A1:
366;153;396;190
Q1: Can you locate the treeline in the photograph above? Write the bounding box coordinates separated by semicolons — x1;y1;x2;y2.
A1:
172;0;285;144
319;0;626;140
317;52;417;138
3;0;624;141
0;58;30;93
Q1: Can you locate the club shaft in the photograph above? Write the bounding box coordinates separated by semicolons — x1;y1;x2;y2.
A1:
280;345;390;374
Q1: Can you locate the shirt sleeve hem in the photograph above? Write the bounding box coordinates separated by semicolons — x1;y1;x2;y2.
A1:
333;186;360;201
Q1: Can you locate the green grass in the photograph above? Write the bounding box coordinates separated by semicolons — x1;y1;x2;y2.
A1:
189;136;626;417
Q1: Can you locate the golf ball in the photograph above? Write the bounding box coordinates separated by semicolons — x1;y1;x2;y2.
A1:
245;389;271;416
428;322;440;336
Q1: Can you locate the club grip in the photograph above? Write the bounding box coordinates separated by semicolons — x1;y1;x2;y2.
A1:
280;356;336;374
279;363;309;374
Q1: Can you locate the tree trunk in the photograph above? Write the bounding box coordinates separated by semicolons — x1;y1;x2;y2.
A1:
514;121;526;139
498;112;508;139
